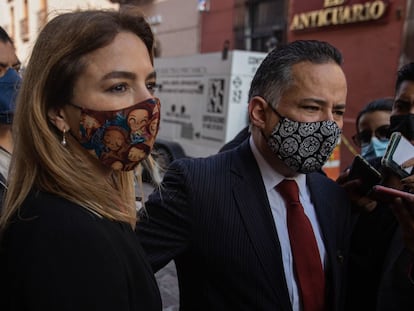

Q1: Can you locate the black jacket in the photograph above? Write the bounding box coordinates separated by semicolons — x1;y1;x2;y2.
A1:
0;190;161;311
137;140;352;311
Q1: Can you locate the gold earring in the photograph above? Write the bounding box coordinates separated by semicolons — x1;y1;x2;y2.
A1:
61;128;67;147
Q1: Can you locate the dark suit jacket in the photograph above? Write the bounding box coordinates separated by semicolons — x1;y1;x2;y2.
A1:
137;140;352;311
377;228;414;311
0;191;162;311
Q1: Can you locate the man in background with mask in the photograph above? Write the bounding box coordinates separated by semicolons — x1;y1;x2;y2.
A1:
0;26;21;203
137;40;352;311
344;62;414;311
390;62;414;144
382;62;414;193
387;62;414;190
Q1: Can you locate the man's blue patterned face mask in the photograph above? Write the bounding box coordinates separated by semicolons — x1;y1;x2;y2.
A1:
265;106;341;174
71;97;161;171
0;68;21;124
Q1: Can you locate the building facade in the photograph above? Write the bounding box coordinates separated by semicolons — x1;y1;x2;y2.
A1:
120;0;201;57
2;0;413;171
0;0;119;64
288;0;412;169
118;0;413;171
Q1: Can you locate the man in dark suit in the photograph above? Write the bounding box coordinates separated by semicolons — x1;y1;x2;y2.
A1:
137;40;352;311
218;125;250;153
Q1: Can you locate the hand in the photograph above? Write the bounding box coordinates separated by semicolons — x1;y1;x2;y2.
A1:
402;157;414;168
401;157;414;192
336;168;350;186
336;169;377;212
389;195;414;254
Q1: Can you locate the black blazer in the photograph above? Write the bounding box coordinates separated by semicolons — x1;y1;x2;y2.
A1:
137;140;352;311
0;191;162;311
377;228;414;310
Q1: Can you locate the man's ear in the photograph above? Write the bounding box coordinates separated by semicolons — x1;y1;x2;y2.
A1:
248;96;268;130
47;107;70;132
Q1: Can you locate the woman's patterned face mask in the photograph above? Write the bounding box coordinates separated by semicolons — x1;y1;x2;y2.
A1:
71;97;161;171
266;105;341;174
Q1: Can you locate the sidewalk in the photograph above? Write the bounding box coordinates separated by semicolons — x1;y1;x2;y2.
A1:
140;182;180;310
155;261;179;311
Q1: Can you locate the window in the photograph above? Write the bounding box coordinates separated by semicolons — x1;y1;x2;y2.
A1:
234;0;287;52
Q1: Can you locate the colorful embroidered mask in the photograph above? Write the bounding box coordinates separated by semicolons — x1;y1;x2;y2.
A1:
266;107;341;174
72;97;161;171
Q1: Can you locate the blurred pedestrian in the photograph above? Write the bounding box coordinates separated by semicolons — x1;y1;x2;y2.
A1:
381;62;414;192
0;8;162;310
389;62;414;144
137;40;352;311
0;26;21;205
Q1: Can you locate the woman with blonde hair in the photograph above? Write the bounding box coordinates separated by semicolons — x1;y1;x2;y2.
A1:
0;7;162;310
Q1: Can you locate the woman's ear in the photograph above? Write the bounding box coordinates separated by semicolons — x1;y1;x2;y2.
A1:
248;96;268;130
47;107;70;132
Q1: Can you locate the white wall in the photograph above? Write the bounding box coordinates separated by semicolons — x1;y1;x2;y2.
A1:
1;0;204;64
136;0;201;57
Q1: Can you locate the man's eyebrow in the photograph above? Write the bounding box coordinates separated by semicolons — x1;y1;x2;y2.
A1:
300;97;346;110
333;103;346;110
0;61;21;67
300;98;346;109
102;71;137;80
300;98;328;105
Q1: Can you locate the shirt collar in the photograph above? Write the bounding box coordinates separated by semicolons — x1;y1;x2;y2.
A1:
249;136;306;192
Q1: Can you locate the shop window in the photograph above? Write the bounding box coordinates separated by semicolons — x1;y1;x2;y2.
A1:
234;0;286;52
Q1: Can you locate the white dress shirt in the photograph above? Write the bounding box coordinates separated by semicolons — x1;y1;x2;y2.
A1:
249;137;327;311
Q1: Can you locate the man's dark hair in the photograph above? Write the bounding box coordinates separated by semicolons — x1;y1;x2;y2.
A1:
395;62;414;92
0;26;13;44
248;40;343;107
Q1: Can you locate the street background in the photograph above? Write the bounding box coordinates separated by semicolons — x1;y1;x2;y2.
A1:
141;182;180;311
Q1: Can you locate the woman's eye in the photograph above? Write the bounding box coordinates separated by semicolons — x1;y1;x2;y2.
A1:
109;83;128;93
146;82;158;94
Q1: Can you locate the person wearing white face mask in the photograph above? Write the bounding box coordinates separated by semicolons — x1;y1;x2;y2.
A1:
352;98;393;161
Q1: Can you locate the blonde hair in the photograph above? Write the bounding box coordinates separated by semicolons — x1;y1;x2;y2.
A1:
0;7;155;233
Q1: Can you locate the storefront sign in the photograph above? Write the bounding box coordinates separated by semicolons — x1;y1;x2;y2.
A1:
290;0;388;31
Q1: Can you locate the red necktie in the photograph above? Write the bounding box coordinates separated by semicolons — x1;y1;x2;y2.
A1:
276;179;325;311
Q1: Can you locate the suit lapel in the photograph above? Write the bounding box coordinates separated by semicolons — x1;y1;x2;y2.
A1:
307;173;342;310
307;173;336;258
230;141;292;311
